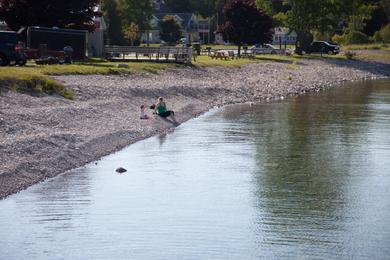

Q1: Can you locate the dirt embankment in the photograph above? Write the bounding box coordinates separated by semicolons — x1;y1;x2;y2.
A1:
1;58;389;199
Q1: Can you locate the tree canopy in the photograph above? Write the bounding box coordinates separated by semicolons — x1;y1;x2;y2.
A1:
0;0;99;31
117;0;152;32
101;0;124;45
159;15;182;44
165;0;224;17
221;0;273;55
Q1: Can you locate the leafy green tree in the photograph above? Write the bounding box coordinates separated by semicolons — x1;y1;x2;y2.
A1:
256;0;272;14
334;0;376;32
221;0;273;57
284;0;340;52
159;15;182;44
124;22;140;46
363;5;388;36
164;0;191;12
165;0;225;17
102;0;125;45
0;0;99;31
118;0;152;33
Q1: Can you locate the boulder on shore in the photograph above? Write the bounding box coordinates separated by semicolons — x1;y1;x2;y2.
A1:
116;167;127;173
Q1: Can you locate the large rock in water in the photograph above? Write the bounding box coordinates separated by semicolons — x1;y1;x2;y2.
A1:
116;167;127;173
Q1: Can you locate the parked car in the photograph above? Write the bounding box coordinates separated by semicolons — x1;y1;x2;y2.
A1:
0;31;27;66
308;41;340;55
251;44;277;54
251;43;293;55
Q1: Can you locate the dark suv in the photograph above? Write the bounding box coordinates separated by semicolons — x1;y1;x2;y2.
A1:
0;31;27;66
309;41;340;55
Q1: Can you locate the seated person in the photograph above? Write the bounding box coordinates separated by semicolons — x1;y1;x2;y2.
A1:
140;105;149;119
154;97;177;122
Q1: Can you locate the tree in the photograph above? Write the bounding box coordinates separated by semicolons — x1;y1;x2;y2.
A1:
118;0;152;33
221;0;273;57
283;0;337;52
333;0;376;32
165;0;192;12
256;0;272;14
165;0;225;18
124;22;140;46
102;0;125;45
159;15;182;44
0;0;99;32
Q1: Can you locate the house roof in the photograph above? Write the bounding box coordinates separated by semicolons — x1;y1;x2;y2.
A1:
152;13;195;30
274;27;297;36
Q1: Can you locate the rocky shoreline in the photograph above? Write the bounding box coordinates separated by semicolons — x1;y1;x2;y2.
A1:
1;58;389;199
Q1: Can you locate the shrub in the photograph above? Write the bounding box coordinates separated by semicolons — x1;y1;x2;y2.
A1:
373;30;383;43
0;74;74;100
380;24;390;43
332;34;346;45
345;31;370;44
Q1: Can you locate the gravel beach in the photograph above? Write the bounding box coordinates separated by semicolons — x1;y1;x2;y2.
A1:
1;58;389;199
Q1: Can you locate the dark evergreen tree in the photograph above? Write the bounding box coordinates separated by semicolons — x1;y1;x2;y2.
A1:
221;0;273;56
159;15;182;44
0;0;99;31
102;0;125;45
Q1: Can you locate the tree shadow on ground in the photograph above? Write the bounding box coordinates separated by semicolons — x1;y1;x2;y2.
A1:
319;58;390;77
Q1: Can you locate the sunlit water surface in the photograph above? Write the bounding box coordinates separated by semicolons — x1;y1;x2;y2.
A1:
1;79;390;259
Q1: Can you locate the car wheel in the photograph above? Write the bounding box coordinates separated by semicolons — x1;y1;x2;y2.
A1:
16;59;27;66
328;50;333;55
271;50;276;55
0;54;9;66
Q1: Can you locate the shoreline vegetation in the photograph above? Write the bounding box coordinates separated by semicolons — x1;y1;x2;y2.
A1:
1;48;390;199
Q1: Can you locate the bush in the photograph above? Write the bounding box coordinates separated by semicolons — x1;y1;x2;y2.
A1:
0;74;74;100
373;30;383;43
332;34;346;45
345;31;370;44
378;24;390;43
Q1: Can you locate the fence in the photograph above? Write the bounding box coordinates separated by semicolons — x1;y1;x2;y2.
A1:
104;46;193;63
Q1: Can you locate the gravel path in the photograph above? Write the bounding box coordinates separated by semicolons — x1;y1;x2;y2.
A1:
1;58;389;199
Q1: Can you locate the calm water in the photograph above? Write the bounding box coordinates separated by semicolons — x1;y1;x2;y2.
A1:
1;79;390;259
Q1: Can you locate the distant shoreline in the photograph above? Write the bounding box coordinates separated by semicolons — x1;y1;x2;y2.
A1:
1;57;389;199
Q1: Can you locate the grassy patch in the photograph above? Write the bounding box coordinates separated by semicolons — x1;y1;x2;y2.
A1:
356;53;390;61
255;54;295;63
193;55;258;68
0;70;74;99
342;44;390;51
0;60;178;99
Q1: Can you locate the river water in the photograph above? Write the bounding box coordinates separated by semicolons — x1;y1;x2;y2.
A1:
1;79;390;259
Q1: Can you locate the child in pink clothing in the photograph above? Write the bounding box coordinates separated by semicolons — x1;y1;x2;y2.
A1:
140;105;149;119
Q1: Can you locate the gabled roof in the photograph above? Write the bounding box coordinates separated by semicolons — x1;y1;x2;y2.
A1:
152;13;195;30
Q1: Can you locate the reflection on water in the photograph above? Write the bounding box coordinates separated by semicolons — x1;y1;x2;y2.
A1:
1;79;390;259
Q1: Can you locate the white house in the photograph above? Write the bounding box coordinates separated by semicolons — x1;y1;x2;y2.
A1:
143;0;200;44
272;27;297;45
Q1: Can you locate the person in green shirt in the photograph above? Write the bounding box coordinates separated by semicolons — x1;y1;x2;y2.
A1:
154;97;177;122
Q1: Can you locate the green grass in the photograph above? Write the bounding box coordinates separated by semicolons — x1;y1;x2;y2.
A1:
355;53;390;61
342;43;390;51
0;69;74;99
0;60;178;99
193;55;258;67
